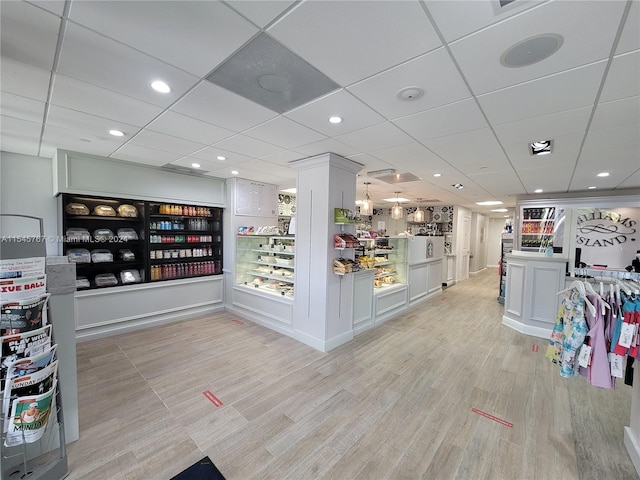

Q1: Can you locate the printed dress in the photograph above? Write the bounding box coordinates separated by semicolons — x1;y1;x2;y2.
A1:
546;287;588;378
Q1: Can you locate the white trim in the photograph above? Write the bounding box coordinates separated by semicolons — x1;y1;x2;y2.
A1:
624;427;640;477
502;315;552;339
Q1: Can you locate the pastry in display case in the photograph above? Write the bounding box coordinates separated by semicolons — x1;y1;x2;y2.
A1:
236;235;295;298
356;237;407;289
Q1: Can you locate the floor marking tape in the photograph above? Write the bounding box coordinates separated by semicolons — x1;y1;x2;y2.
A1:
532;344;539;352
471;408;513;428
233;319;244;325
203;390;223;407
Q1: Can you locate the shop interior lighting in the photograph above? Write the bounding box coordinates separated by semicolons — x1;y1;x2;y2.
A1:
588;186;597;189
150;80;171;93
368;168;396;178
453;183;464;189
109;129;125;137
361;182;373;216
231;170;239;175
281;187;296;194
475;200;503;206
217;156;226;161
433;173;442;177
391;191;404;220
328;116;342;124
191;163;201;168
492;208;509;212
597;172;610;177
414;198;425;223
529;140;553;156
534;189;543;193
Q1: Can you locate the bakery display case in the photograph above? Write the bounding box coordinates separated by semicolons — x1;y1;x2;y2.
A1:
235;235;295;298
62;194;146;289
357;237;407;290
147;202;222;281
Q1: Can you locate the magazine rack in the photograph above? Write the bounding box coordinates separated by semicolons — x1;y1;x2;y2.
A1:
0;214;69;480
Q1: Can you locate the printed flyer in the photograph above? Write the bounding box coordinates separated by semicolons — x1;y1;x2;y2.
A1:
4;383;57;446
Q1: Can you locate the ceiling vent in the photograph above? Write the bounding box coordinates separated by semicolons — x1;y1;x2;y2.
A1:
161;164;208;176
375;172;422;184
206;33;340;113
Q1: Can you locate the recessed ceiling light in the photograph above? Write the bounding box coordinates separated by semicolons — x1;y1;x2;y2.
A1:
191;163;201;168
383;197;409;203
597;172;610;177
453;183;464;190
529;140;553;156
588;186;597;189
492;208;509;212
151;80;171;93
476;201;503;206
231;170;239;175
109;129;125;137
501;34;564;67
433;173;442;177
217;156;226;161
281;188;296;194
534;188;543;193
328;116;342;124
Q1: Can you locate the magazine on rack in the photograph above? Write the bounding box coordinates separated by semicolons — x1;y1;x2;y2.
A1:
4;345;57;384
1;293;50;335
0;257;46;280
4;381;57;447
2;360;58;432
0;275;47;303
0;325;53;389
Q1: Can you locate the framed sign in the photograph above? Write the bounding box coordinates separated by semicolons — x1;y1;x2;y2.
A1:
235;179;278;217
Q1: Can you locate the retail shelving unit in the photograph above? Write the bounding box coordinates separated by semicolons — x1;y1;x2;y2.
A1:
498;233;514;304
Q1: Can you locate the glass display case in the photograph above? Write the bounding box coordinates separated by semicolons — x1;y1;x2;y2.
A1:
519;206;564;252
235;235;295;298
357;237;407;290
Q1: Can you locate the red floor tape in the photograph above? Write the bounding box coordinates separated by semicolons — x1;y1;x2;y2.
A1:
532;344;539;352
204;390;223;407
471;408;513;428
233;319;244;325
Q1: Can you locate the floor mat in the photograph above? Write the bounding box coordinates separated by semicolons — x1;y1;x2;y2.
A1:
170;456;226;480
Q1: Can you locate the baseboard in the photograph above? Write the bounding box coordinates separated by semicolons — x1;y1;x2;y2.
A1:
624;427;640;477
502;315;552;339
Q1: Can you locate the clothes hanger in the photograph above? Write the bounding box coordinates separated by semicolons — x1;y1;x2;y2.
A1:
557;280;596;316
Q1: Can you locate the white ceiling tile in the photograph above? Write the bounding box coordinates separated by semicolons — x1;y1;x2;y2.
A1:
465;170;525;197
68;1;259;77
0;135;41;157
111;144;182;166
517;166;575;194
348;48;470;120
0;115;42;141
477;61;607;125
28;1;66;16
570;164;639;191
617;0;640;55
285;90;386;136
449;1;626;95
57;23;199;107
46;105;139;139
493;107;591;145
617;168;640;189
0;1;60;70
335;122;414;153
172;81;277;132
600;51;640;103
214;134;283;158
370;142;448;173
1;92;45;123
346;153;392;175
0;57;51;102
425;0;548;43
268;1;441;86
50;74;164;126
505;132;583;171
147;111;235;145
421;128;508;167
292;138;360;158
225;0;297;28
128;130;206;156
42;124;126;157
188;146;255;165
244;117;327;150
591;96;640;131
260;150;306;165
393;98;488;141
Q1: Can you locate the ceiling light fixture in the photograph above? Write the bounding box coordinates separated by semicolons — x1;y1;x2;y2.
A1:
231;170;239;175
361;182;373;216
191;163;201;168
534;189;543;193
150;80;171;93
414;198;425;223
217;156;226;161
492;208;509;213
329;116;342;124
597;172;610;177
453;183;464;190
109;129;125;137
529;140;553;156
367;168;396;178
391;191;403;220
281;188;296;194
433;173;442;177
588;186;597;189
475;201;503;206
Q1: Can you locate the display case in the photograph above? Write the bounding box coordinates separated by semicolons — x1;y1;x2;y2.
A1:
62;194;146;289
520;206;563;252
357;237;407;289
498;233;514;304
235;235;295;298
147;202;222;281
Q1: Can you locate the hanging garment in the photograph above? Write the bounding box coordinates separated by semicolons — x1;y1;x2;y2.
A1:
579;293;615;389
611;294;637;356
546;286;588;378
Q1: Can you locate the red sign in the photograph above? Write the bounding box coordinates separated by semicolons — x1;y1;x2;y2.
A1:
471;408;513;428
203;390;223;408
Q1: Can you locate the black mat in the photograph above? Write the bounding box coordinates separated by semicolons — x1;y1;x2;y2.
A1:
170;456;226;480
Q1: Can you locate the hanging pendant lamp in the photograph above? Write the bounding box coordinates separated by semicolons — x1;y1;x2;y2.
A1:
361;182;373;216
391;191;403;219
414;198;425;223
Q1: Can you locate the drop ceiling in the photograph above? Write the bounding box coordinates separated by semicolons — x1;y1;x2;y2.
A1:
1;0;638;217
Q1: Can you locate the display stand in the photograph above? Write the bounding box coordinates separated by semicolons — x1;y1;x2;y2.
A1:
498;233;514;304
0;214;69;480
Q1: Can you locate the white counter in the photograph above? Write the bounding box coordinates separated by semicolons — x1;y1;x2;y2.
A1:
502;250;569;338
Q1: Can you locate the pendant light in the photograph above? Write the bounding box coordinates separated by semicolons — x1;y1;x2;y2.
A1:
391;191;403;219
414;198;425;223
361;182;373;216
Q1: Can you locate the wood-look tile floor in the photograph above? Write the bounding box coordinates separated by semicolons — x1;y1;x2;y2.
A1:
66;268;638;479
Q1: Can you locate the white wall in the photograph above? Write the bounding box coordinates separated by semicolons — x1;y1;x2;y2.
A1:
0;151;59;255
488;218;506;267
469;212;488;273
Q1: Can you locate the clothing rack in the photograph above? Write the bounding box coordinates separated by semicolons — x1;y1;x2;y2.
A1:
573;267;640;283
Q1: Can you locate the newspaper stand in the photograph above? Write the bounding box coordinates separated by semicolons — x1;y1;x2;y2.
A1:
0;215;68;480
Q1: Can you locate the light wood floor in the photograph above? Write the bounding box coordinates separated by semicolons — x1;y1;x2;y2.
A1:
66;268;638;479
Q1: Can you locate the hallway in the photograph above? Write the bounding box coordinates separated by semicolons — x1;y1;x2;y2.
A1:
67;268;637;479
